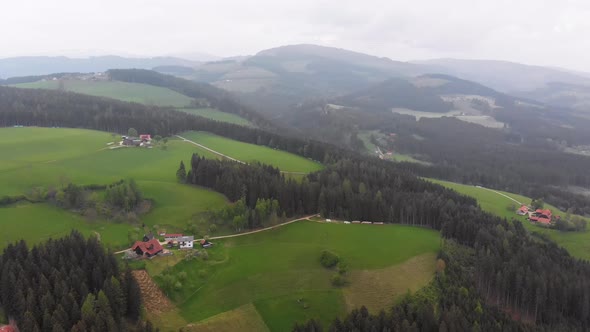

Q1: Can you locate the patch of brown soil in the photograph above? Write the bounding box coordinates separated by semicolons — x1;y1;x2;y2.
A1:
132;270;174;314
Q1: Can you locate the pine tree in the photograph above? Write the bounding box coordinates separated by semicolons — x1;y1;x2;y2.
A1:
176;161;187;183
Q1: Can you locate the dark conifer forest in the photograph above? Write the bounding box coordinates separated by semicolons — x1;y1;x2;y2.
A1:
0;231;150;331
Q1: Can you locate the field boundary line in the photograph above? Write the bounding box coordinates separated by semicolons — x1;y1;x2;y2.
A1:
175;135;245;164
175;134;309;175
476;185;523;205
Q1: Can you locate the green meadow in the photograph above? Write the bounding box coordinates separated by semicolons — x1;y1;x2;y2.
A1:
430;179;590;260
154;221;440;331
179;131;324;173
0;127;227;248
178;108;253;127
0;127;327;250
12;79;193;107
358;130;424;164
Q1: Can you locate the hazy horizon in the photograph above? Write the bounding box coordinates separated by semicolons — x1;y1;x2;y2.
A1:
2;0;590;71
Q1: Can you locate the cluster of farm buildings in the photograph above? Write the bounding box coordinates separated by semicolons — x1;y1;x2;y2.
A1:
120;134;152;148
128;232;213;259
517;205;558;226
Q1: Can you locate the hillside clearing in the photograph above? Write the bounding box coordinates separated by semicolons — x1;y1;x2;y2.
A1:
343;253;437;313
12;79;193;107
179;131;323;173
151;221;439;331
178;108;253;126
430;179;590;260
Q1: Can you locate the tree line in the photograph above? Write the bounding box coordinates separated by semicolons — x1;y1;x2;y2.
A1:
0;231;153;331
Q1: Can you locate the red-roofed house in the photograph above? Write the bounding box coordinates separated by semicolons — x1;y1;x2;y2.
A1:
530;209;552;224
132;239;163;257
0;326;15;332
516;205;529;216
139;134;151;141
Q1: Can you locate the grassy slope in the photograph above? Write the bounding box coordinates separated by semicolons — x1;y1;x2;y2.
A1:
180;131;323;173
179;108;253;127
0;127;227;249
13;80;193;107
158;221;439;330
430;179;590;260
357;130;424;164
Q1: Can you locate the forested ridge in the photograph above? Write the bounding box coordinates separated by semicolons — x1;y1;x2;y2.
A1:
107;69;278;130
0;231;155;331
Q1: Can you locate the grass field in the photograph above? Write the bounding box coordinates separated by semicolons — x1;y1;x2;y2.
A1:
185;304;270;332
179;131;324;173
12;79;193;107
0;127;227;249
430;179;590;260
151;221;439;331
179;108;253;127
357;130;425;164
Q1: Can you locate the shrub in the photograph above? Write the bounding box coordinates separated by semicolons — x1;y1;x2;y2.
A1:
320;250;339;268
174;281;182;290
178;271;187;281
337;262;348;275
331;273;346;287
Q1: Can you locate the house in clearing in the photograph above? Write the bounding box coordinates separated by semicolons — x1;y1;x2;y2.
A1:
131;239;163;257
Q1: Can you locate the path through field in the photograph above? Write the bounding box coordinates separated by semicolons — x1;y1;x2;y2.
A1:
175;134;309;175
476;185;523;205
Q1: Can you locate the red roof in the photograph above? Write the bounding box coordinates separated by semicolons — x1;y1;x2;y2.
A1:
518;205;528;212
537;217;551;225
140;134;151;140
0;326;15;332
132;239;163;256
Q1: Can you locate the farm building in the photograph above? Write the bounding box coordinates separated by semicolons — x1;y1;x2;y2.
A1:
530;209;553;225
0;325;15;332
165;233;183;242
200;239;213;248
178;236;194;249
139;134;152;141
131;239;163;257
516;205;529;216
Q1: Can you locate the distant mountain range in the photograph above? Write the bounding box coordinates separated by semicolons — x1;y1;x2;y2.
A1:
0;55;201;78
4;44;590;114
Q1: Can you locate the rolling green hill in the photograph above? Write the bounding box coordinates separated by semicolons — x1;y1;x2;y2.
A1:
153;220;440;331
12;79;193;107
0;127;227;248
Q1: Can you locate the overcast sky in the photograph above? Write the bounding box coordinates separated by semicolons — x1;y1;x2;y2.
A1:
2;0;590;71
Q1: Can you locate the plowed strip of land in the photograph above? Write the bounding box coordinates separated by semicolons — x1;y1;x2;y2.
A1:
132;270;174;314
